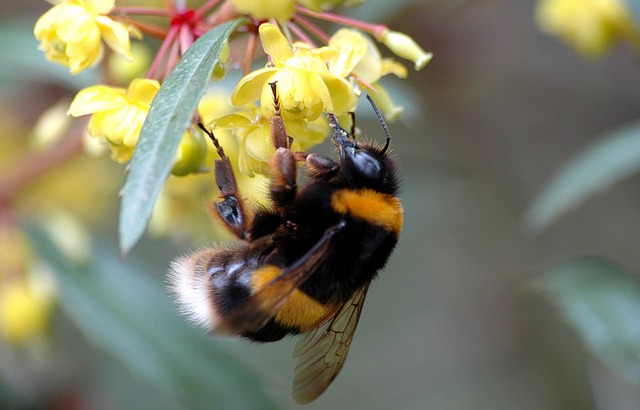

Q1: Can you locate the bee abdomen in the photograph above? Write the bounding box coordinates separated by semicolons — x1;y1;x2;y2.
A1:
168;247;254;332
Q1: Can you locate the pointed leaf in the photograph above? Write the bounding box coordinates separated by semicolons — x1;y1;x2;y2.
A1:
525;122;640;231
29;229;276;410
119;18;246;254
544;257;640;383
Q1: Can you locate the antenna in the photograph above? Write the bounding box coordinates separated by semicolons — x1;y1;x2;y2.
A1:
366;94;391;154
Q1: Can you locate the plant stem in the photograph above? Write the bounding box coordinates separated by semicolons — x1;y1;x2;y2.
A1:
295;6;387;38
0;121;85;205
147;24;179;79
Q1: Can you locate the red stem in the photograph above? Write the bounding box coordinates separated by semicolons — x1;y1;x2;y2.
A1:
165;35;181;80
294;6;387;38
195;0;222;19
113;16;168;39
288;22;316;47
294;15;330;43
244;31;259;75
147;24;179;79
179;24;194;55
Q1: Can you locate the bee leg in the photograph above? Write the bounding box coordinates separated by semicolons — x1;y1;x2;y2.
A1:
197;123;252;241
270;147;298;215
269;81;290;150
305;153;339;178
267;81;299;215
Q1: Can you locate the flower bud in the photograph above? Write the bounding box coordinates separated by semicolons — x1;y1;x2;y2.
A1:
379;29;432;71
171;129;209;176
369;84;403;122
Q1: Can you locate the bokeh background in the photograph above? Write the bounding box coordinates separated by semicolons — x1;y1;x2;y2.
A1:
2;0;640;409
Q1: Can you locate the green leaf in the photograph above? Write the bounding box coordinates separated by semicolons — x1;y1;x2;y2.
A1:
119;18;246;254
29;230;276;410
544;257;640;383
525;121;640;232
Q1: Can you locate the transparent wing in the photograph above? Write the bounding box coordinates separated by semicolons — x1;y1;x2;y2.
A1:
291;284;370;404
215;221;346;335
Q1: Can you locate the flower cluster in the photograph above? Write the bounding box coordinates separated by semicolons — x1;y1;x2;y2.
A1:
35;0;430;181
536;0;640;57
34;0;140;74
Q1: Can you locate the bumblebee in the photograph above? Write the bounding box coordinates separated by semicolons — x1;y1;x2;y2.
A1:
168;83;402;404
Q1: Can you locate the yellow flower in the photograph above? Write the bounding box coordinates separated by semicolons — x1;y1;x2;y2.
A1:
69;78;159;163
0;225;56;346
34;0;139;74
329;29;407;83
68;78;207;174
231;0;295;20
232;23;358;122
328;29;406;120
536;0;640;57
0;282;53;345
211;105;330;176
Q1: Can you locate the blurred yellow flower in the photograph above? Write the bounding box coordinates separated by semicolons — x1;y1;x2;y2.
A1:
0;225;56;346
68;78;159;163
231;23;358;122
231;0;296;20
536;0;640;57
34;0;140;74
0;282;53;345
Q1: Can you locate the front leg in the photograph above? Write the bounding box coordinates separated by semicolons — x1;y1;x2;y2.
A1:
198;123;253;241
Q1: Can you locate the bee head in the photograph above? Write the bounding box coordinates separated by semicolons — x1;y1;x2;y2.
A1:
328;98;398;195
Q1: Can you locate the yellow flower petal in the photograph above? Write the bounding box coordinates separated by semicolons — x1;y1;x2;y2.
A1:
380;58;407;78
286;116;329;148
319;74;358;115
245;125;275;161
86;0;115;15
231;67;276;106
211;113;254;129
368;83;403;122
259;23;293;64
68;85;125;116
328;29;368;77
95;15;135;61
238;139;271;176
127;78;160;106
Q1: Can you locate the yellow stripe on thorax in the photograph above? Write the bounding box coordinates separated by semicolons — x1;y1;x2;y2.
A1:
331;188;403;235
251;266;334;332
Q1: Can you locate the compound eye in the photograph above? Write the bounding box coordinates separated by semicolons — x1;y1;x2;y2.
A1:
351;149;381;179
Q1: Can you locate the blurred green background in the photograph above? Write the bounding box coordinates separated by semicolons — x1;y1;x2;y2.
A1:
3;0;640;409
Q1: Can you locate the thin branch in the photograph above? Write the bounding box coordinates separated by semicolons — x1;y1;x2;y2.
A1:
0;120;86;205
